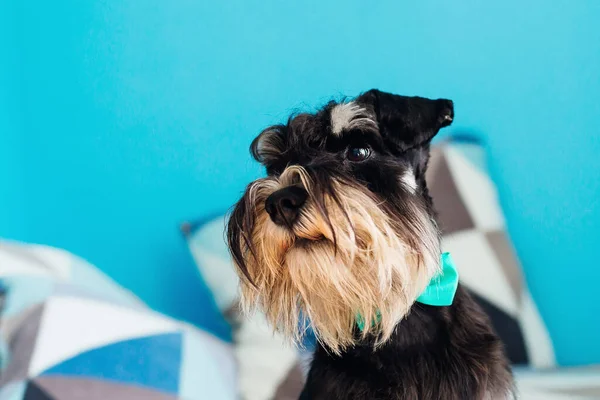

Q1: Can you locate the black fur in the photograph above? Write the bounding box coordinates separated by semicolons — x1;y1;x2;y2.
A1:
300;285;514;400
228;89;514;399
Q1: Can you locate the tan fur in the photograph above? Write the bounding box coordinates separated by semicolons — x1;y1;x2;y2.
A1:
236;166;441;353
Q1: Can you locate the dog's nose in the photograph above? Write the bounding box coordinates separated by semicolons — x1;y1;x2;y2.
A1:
265;186;308;226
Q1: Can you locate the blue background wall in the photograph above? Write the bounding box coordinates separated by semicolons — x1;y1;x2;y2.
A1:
1;1;599;365
1;2;25;240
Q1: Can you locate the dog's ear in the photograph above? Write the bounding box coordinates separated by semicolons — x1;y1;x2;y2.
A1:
250;125;286;164
356;89;453;152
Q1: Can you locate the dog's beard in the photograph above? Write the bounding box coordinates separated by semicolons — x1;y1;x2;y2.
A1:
230;166;441;353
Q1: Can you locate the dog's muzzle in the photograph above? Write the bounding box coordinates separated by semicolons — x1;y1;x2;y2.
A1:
264;186;308;226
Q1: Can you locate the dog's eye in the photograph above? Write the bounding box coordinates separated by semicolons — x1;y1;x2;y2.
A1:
347;146;371;162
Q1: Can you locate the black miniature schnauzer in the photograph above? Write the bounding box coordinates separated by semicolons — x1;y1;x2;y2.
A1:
228;89;515;399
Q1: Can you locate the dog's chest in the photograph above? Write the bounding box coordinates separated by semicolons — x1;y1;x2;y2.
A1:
303;343;512;400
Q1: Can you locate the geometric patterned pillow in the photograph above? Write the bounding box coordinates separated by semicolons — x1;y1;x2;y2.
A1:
0;240;237;400
183;220;306;400
427;139;556;368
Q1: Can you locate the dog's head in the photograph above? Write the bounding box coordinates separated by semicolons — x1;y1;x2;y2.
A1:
227;89;453;352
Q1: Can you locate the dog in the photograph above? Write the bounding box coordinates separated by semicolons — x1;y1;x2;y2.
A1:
227;89;515;399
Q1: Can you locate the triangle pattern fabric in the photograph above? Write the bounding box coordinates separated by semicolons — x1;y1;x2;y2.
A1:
469;291;529;365
28;296;178;377
0;380;28;400
34;376;180;400
428;141;556;369
0;251;57;281
0;242;55;272
426;150;475;234
23;381;56;400
68;259;142;308
51;283;142;312
485;230;524;301
234;312;298;400
187;215;239;312
273;362;305;400
515;367;600;399
451;141;487;174
40;333;183;394
178;329;237;400
444;145;506;231
23;245;73;280
424;146;444;188
0;242;71;281
1;277;53;318
443;230;519;317
0;241;237;400
518;290;556;367
1;303;45;350
0;305;45;386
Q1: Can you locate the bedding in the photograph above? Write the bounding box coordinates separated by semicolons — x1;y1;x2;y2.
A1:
0;240;236;400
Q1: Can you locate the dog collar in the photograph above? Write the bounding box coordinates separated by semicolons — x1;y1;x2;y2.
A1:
415;252;459;306
356;253;459;331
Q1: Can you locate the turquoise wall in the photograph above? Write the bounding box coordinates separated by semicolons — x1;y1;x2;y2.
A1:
1;1;599;364
1;2;25;239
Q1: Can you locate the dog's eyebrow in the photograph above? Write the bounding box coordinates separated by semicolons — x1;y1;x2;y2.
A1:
344;128;384;147
325;124;384;154
329;102;378;137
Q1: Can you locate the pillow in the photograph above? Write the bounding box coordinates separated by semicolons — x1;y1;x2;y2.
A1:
427;139;555;368
184;219;307;400
0;240;236;400
184;139;556;400
0;282;7;370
